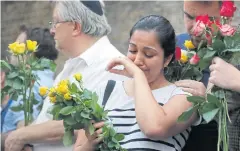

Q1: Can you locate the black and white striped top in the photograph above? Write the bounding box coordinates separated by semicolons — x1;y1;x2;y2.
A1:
96;81;191;151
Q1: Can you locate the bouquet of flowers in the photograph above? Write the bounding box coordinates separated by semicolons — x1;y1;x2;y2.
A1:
39;73;126;151
1;40;56;126
174;1;240;151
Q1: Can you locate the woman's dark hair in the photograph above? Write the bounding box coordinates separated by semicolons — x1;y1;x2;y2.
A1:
26;27;58;60
129;15;176;61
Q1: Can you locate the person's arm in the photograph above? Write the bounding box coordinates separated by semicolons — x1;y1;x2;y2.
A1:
106;57;198;140
5;120;65;151
132;72;197;140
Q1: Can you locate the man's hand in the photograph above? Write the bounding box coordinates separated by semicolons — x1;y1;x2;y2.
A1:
209;57;240;92
5;130;25;151
175;80;206;97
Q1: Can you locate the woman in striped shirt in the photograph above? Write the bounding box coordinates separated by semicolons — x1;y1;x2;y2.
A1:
74;15;200;151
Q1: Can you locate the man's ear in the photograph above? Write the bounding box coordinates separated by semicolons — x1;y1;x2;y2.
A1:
164;54;173;67
72;22;82;37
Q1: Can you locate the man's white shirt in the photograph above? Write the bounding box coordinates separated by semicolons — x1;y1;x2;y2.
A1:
34;36;125;151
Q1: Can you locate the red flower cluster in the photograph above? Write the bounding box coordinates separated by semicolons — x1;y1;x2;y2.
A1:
192;0;236;37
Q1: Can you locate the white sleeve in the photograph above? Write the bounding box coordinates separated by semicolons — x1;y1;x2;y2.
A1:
92;80;108;107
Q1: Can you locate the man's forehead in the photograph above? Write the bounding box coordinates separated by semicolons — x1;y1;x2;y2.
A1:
184;1;220;17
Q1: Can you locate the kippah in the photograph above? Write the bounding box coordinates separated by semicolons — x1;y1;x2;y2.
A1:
81;1;103;16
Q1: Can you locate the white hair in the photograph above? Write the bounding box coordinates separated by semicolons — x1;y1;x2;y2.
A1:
55;1;111;37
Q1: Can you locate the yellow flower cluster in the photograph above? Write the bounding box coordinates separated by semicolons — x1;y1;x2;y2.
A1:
39;73;84;104
8;40;38;55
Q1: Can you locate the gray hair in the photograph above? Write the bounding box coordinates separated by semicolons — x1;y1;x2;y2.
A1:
55;1;111;37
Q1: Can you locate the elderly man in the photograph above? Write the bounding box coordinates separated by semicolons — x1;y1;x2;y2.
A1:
4;1;124;151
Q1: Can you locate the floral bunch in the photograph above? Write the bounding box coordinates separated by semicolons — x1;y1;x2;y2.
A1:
39;73;126;151
165;41;202;82
1;40;56;126
176;1;240;151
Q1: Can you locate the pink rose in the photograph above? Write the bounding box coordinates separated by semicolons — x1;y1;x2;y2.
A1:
190;54;200;65
219;24;236;36
192;21;206;36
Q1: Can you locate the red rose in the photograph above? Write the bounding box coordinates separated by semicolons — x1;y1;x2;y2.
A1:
175;47;181;60
219;24;236;36
196;15;211;26
190;54;200;65
220;0;237;17
192;20;206;36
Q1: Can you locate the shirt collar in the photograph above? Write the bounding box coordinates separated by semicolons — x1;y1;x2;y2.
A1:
70;36;111;66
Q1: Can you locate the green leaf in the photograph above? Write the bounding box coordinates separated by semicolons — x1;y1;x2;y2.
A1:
0;60;11;70
187;96;205;104
88;123;95;135
80;111;91;119
13;78;23;90
203;51;216;59
199;102;219;114
197;48;208;58
198;58;211;71
212;39;225;52
178;106;196;122
108;141;116;148
64;116;77;125
70;83;78;93
63;130;73;146
223;49;240;52
10;105;23;112
207;94;222;107
7;72;19;79
59;106;74;115
115;134;124;141
11;92;19;101
92;92;98;102
202;108;220;123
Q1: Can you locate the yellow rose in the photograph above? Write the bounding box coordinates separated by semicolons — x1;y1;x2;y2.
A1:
26;40;38;52
39;86;48;96
64;93;72;100
48;87;56;97
49;96;57;104
8;42;18;53
180;50;188;63
16;43;26;54
74;73;82;82
57;84;69;95
184;40;195;50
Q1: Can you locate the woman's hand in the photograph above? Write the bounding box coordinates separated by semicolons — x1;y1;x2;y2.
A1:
85;122;105;146
106;57;143;78
74;121;105;151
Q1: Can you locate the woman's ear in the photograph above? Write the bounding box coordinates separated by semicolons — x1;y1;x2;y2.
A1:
163;54;173;67
72;22;82;37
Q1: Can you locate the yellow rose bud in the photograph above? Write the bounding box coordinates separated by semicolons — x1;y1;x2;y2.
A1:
184;40;195;50
16;43;26;55
49;96;57;104
180;50;188;63
39;86;48;96
58;80;69;86
57;85;69;95
48;88;56;97
64;93;72;100
26;40;38;52
74;73;82;82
